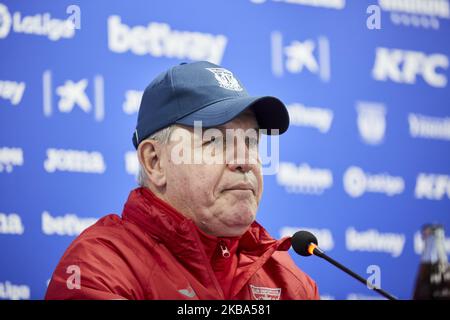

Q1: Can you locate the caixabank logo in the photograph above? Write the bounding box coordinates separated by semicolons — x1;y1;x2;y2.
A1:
0;3;77;41
271;32;331;82
42;71;105;122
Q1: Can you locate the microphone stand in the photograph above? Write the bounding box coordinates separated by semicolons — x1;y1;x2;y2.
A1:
312;246;398;300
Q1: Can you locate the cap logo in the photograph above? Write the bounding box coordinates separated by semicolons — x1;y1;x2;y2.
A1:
206;67;243;92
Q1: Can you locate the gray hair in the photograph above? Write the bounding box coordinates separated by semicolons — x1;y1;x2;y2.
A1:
137;125;175;187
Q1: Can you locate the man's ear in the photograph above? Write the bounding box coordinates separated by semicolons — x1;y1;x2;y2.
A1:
137;140;167;188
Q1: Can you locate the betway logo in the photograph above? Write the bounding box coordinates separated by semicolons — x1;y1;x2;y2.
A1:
0;147;23;173
44;148;106;174
0;281;30;300
277;162;333;195
409;113;450;141
0;212;24;235
107;15;227;64
415;173;450;200
346;227;406;258
41;211;97;236
414;231;450;255
287;103;333;133
280;226;334;251
343;166;404;198
0;3;75;41
0;80;25;105
372;47;448;88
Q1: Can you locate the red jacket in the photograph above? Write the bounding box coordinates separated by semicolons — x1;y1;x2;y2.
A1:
45;187;319;300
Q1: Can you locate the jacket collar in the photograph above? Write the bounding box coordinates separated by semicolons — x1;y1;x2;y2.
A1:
121;187;291;295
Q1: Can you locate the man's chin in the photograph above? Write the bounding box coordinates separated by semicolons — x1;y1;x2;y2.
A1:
217;225;252;237
220;213;256;236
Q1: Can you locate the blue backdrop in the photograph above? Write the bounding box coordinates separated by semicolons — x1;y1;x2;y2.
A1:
1;0;449;300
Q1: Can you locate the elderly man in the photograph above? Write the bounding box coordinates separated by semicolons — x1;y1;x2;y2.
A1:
46;61;319;300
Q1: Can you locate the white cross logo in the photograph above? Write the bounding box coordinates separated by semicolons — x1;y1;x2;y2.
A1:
56;79;91;113
284;40;319;74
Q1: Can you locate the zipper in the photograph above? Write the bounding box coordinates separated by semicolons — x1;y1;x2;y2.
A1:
220;241;231;258
190;224;225;299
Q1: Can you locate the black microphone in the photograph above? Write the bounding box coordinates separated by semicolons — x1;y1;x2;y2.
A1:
291;230;398;300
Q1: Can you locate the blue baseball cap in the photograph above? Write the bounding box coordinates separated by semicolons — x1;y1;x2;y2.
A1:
132;61;290;149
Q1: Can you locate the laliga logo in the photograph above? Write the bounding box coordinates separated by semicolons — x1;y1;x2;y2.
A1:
0;4;12;38
0;3;79;41
343;166;404;198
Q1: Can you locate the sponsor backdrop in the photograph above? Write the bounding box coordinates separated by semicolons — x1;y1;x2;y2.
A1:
0;0;449;300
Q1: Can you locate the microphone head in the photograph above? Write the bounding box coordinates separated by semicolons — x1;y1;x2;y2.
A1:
291;230;318;256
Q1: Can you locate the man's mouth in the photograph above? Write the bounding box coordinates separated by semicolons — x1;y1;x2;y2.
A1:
223;182;255;195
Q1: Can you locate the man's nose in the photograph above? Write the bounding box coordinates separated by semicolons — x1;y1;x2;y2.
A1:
225;138;258;173
227;160;253;173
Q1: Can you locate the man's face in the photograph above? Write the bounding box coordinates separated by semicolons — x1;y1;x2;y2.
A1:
161;110;263;237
